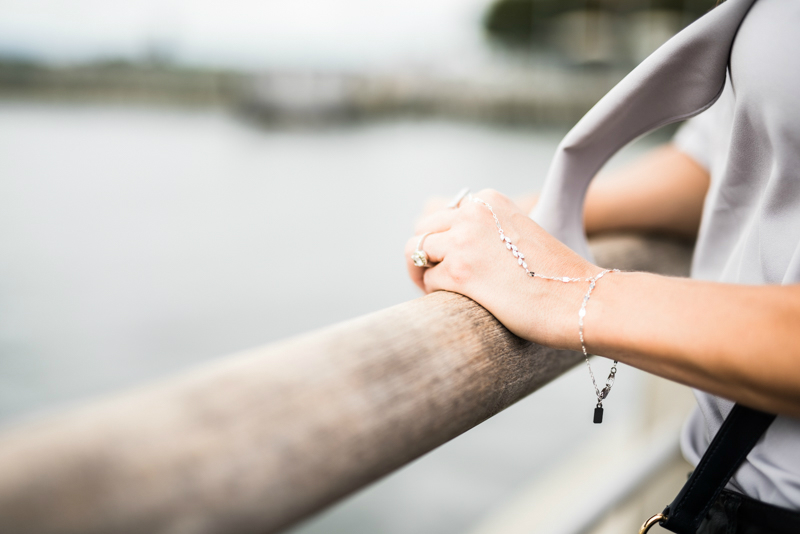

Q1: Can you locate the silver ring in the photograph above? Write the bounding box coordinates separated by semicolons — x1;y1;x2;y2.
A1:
411;232;433;267
446;187;470;209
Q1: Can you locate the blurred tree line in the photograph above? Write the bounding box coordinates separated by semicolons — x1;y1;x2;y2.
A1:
484;0;717;64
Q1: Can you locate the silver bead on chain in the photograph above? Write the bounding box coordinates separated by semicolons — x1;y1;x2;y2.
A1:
470;196;620;423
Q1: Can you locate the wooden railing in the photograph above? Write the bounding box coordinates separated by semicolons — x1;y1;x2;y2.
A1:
0;234;691;534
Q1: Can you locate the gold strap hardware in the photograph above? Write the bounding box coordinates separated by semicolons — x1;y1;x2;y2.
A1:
639;513;666;534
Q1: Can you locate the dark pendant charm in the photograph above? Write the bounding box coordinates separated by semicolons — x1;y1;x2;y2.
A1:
593;405;604;424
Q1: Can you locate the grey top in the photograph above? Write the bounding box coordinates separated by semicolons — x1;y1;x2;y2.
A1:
532;0;800;509
674;0;800;509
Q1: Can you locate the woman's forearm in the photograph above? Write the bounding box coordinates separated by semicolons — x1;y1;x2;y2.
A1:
584;144;710;238
587;273;800;417
518;144;710;237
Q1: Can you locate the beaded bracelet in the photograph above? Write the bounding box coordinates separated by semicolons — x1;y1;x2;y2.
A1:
471;196;619;423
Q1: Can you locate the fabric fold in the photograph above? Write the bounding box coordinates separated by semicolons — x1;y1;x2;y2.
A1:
531;0;756;260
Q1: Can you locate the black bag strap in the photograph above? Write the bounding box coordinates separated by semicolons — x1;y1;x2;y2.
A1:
659;404;776;533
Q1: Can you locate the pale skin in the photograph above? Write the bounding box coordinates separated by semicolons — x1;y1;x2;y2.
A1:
405;144;800;418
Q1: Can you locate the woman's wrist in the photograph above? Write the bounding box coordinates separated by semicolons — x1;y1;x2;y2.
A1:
577;269;626;355
580;270;666;365
528;260;606;351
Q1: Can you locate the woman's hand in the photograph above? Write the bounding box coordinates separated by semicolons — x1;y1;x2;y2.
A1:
405;189;599;350
404;187;800;416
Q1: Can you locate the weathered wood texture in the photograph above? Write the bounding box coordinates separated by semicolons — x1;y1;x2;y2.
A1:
0;234;691;534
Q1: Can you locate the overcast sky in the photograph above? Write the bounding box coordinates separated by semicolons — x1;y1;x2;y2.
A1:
0;0;490;70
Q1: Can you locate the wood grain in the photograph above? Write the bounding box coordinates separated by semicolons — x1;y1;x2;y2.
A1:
0;234;691;534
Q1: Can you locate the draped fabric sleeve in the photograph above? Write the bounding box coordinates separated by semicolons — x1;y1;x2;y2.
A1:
530;0;756;261
673;102;721;173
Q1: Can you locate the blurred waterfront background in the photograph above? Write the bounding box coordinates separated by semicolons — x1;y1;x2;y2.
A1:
0;1;710;533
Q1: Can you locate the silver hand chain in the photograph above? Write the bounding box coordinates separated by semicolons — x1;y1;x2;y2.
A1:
471;196;620;423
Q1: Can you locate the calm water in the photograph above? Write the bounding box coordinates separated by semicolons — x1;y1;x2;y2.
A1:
0;102;661;534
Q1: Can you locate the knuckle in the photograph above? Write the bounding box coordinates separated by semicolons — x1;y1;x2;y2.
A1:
444;257;471;286
414;216;430;235
477;188;510;207
458;200;479;217
477;188;499;200
461;198;487;220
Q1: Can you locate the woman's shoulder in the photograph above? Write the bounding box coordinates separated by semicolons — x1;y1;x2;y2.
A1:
732;0;800;114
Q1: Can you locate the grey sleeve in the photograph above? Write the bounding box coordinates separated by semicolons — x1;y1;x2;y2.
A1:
673;108;717;172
